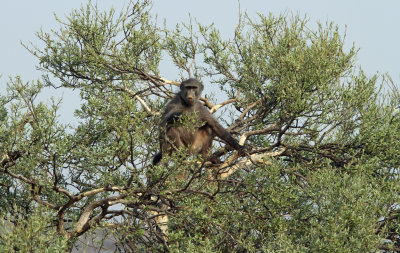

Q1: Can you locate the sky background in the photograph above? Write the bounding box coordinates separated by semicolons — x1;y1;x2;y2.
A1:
1;1;399;121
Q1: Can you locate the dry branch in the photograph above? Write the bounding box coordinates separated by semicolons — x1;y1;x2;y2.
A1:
238;122;280;144
219;147;287;179
210;98;236;114
74;194;128;235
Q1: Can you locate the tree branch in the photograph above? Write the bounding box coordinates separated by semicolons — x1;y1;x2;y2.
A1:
218;147;287;179
73;193;128;236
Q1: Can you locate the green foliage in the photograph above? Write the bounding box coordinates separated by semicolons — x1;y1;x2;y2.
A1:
0;206;69;252
1;0;400;252
167;165;392;252
287;169;389;252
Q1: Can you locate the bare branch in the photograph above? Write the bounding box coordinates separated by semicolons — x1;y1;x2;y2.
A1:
239;122;280;144
200;97;214;109
210;98;235;114
209;89;241;114
74;194;128;236
218;147;287;179
75;186;127;201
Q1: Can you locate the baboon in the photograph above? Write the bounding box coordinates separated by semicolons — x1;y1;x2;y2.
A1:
153;78;243;165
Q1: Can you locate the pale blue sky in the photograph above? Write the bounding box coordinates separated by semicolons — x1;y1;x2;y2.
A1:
1;1;399;120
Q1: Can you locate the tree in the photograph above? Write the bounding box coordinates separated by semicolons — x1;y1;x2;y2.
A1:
1;1;400;252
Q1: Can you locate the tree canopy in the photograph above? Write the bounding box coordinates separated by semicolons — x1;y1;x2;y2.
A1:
1;1;400;252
